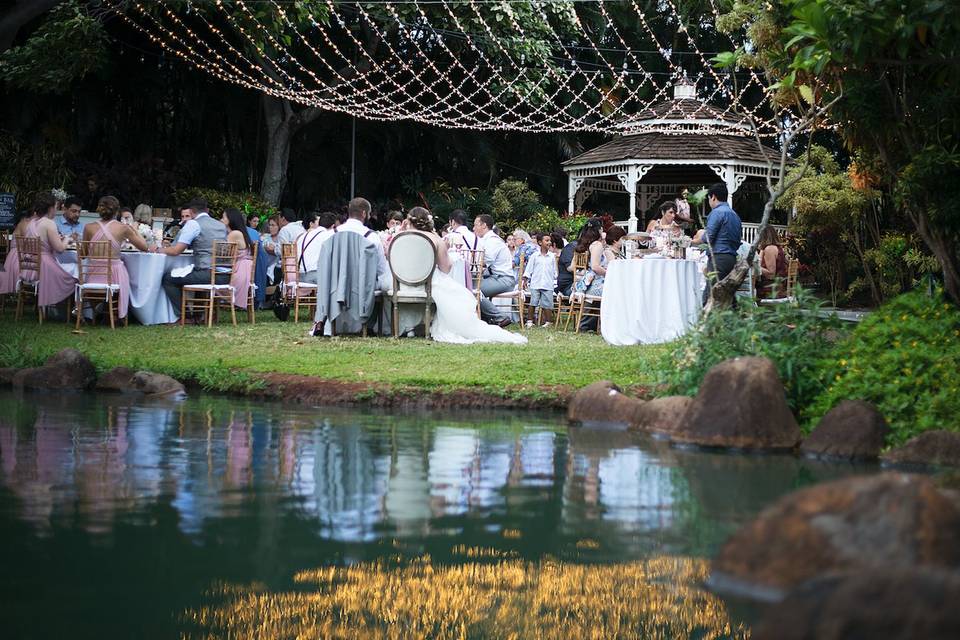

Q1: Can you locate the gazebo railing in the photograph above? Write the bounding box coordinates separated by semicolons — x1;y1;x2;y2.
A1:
613;220;787;243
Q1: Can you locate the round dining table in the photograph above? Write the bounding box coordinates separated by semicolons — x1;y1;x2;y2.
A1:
58;250;192;325
599;257;703;345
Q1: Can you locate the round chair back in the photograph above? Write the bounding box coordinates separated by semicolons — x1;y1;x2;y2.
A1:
389;231;436;288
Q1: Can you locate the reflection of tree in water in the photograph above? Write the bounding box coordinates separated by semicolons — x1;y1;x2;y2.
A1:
182;554;749;640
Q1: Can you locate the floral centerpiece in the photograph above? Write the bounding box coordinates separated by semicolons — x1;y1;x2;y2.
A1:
51;187;70;204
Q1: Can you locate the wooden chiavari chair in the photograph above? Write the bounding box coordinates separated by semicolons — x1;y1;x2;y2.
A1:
75;240;124;329
280;243;318;323
181;241;238;327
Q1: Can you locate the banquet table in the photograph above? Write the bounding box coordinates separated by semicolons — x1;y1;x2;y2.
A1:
600;258;702;345
58;251;192;325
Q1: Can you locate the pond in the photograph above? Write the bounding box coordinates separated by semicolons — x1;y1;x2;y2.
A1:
0;390;878;639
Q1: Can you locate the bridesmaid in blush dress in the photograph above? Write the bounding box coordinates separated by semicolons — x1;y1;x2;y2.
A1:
21;195;76;310
222;208;254;309
0;199;45;296
81;196;150;321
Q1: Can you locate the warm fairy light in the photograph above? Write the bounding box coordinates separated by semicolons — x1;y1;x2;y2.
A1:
181;554;751;639
106;0;796;136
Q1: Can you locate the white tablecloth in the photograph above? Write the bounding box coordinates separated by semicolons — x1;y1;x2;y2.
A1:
600;258;702;345
59;251;192;325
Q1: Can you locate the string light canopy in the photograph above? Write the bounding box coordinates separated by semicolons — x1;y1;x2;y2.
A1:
108;0;789;136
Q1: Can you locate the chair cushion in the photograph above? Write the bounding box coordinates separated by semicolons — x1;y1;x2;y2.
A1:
184;284;234;291
78;283;120;290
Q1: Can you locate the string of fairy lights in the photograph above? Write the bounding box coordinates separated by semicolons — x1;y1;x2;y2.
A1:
107;0;791;135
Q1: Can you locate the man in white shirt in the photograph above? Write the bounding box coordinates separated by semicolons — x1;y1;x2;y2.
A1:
447;209;478;251
298;212;337;284
474;214;516;327
276;208;305;246
335;197;391;291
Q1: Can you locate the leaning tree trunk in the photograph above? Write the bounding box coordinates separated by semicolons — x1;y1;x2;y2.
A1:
259;95;322;207
908;205;960;305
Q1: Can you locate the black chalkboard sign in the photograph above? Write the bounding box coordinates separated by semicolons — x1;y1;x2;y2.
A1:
0;193;14;230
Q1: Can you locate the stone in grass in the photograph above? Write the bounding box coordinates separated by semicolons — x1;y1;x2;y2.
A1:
567;380;645;426
882;431;960;469
0;367;18;386
132;371;186;397
800;400;889;461
95;366;137;393
751;568;960;640
12;349;97;391
710;473;960;596
632;396;692;436
670;356;800;450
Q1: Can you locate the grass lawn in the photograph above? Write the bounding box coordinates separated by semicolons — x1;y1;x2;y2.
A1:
0;312;668;398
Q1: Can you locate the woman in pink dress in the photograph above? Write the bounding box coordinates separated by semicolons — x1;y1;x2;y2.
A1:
81;196;149;320
21;195;76;309
223;208;254;308
0;198;45;295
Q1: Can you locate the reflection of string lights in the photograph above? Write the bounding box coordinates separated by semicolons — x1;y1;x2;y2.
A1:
108;0;798;136
182;555;750;639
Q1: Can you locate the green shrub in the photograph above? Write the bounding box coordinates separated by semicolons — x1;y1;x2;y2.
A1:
170;187;275;224
523;207;588;236
658;289;843;413
803;289;960;446
491;179;545;231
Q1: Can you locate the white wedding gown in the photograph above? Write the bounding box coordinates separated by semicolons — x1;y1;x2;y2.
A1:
429;267;527;345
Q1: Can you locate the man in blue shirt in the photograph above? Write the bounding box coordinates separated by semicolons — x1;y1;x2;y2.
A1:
55;196;84;238
694;183;742;304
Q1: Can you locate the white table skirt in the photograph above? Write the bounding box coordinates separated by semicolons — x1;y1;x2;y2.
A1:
600;258;702;345
59;251;192;325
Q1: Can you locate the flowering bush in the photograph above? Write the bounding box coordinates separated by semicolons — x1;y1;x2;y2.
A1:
803;289;960;446
658;289;843;413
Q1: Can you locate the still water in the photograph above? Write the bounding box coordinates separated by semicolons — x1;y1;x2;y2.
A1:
0;390;876;638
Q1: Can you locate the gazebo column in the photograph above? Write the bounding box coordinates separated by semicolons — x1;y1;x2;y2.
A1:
709;164;741;204
567;176;585;214
618;165;652;232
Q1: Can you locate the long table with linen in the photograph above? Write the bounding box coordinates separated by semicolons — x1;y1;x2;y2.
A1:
58;251;192;325
599;257;702;345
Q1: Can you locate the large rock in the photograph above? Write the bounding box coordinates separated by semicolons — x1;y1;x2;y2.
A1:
669;357;800;450
883;431;960;469
632;396;692;436
0;367;18;386
95;366;137;393
12;349;96;391
131;371;185;397
752;569;960;640
567;381;645;425
711;473;960;595
800;400;889;460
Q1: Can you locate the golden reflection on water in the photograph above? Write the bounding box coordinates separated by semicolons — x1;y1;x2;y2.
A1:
182;554;748;639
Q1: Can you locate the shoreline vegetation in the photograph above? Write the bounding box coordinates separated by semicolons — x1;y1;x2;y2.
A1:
0;316;666;408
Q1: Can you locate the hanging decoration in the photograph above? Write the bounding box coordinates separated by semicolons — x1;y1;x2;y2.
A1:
107;0;791;136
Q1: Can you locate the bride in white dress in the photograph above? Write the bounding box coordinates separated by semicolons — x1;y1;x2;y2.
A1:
405;208;527;345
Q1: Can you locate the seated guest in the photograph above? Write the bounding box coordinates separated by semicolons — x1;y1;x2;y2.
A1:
119;206;135;225
82;196;150;321
276;208;305;246
333;197;391;291
1;199;48;296
575;225;626;298
446;209;478;251
474;214;515;327
246;212;261;232
243;213;267;309
25;194;77;310
646;201;683;235
558;220;601;297
55;196;83;239
160;197;228;314
134;204;153;225
512;229;538;268
260;215;281;283
222;208;255;309
297;211;337;284
757;225;788;298
379;211;404;247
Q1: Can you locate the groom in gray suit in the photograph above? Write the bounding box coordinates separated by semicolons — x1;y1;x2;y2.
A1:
160;197;228;314
474;214;516;327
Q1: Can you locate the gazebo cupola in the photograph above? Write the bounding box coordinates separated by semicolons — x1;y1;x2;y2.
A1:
563;79;782;232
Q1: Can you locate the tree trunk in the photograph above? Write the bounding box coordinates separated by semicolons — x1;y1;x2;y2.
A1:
909;205;960;305
259;95;323;207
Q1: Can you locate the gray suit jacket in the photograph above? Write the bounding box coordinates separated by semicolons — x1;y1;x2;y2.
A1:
314;231;379;327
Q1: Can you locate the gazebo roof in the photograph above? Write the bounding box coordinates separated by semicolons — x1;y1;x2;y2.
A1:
612;98;752;135
563;132;781;167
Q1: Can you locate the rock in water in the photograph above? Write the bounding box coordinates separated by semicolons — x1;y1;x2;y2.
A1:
95;366;137;393
670;357;800;450
567;381;645;425
12;349;96;391
711;473;960;595
883;431;960;469
132;371;185;397
801;400;889;460
752;568;960;640
632;396;692;435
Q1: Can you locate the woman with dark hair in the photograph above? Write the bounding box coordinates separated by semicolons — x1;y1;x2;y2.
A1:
397;207;526;344
575;225;626;298
246;212;261;232
21;194;77;311
82;195;149;321
221;208;254;309
757;225;788;298
0;198;49;296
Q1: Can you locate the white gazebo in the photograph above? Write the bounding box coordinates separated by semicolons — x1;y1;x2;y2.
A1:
564;80;783;233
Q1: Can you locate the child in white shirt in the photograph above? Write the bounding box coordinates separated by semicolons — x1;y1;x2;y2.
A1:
523;233;559;326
